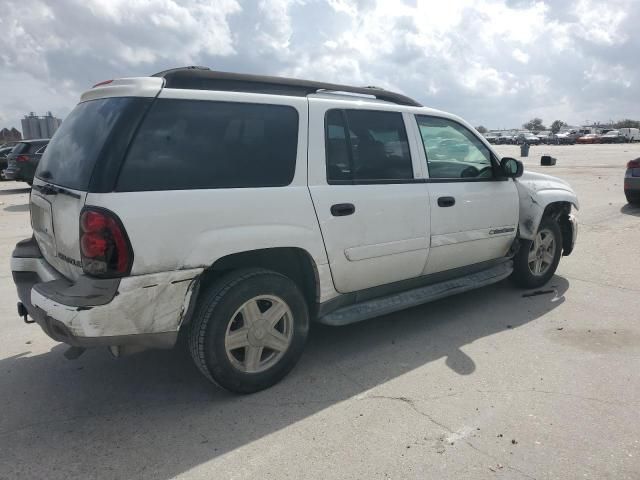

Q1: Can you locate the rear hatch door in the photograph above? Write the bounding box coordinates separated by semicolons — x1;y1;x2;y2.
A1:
30;184;87;279
31;94;156;280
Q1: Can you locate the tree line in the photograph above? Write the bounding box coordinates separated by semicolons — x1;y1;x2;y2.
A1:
476;118;640;134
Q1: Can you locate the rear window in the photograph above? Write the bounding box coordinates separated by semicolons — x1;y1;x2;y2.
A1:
11;143;29;155
116;99;299;191
36;97;148;191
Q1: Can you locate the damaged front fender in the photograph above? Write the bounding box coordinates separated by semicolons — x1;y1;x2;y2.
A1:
515;171;579;241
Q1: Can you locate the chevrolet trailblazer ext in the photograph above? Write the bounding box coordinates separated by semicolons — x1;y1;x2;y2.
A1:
11;67;578;393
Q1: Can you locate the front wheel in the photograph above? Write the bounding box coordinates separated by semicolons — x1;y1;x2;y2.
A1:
188;268;309;394
511;218;563;288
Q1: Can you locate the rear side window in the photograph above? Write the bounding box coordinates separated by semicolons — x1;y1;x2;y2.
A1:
116;99;299;191
325;109;413;183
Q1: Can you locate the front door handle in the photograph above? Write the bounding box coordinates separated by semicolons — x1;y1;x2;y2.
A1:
437;196;456;207
331;203;356;217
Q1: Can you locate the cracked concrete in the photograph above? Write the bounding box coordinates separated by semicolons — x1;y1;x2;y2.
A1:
1;143;640;479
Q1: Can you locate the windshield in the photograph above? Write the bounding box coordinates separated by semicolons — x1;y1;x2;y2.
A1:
35;97;140;190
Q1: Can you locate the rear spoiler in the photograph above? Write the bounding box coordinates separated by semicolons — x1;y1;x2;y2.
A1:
80;77;164;103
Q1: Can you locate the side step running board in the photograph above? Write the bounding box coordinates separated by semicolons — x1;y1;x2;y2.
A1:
317;261;513;326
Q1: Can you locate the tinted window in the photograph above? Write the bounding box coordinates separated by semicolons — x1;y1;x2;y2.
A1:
325;109;413;183
117;99;299;191
416;116;494;180
36;98;145;190
11;143;29;155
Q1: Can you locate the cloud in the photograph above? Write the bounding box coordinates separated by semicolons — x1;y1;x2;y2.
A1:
0;0;638;131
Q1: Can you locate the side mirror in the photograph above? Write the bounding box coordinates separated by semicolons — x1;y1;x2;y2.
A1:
501;157;523;178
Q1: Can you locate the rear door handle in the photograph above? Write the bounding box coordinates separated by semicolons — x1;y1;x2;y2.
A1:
437;196;456;207
331;203;355;217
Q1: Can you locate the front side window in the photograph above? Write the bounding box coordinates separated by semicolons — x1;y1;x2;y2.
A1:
416;115;495;180
117;99;299;191
325;109;413;183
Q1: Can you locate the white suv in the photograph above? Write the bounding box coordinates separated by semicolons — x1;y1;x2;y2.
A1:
11;67;578;393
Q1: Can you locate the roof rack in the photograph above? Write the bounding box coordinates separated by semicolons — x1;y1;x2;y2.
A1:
152;66;422;107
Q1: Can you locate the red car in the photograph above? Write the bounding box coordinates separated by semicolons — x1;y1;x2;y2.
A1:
576;133;602;144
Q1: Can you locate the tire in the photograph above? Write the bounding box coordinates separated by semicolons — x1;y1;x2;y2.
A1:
511;217;563;289
188;268;310;394
626;191;640;205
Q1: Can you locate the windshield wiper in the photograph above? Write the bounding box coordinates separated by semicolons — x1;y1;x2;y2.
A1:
33;183;81;199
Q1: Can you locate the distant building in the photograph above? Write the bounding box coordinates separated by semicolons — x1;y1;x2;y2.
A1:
0;127;22;144
21;112;62;139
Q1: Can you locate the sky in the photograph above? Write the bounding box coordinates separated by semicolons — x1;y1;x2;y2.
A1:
1;0;638;131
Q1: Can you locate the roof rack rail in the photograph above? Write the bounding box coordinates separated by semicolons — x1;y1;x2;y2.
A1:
152;67;422;107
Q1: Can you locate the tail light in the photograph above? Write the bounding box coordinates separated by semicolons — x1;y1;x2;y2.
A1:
16;155;29;162
80;208;133;277
92;79;114;88
627;159;640;169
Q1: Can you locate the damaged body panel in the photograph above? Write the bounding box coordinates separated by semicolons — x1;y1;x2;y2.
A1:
514;171;579;250
12;240;202;346
31;268;202;338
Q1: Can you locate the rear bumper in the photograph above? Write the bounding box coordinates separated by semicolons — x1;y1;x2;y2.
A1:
2;167;19;180
11;237;202;350
2;165;30;182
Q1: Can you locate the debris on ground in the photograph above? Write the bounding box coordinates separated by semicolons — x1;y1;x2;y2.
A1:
522;289;556;298
489;464;504;472
512;439;518;445
556;327;564;331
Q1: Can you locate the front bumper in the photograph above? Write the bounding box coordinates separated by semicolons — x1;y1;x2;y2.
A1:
565;213;578;256
11;237;202;350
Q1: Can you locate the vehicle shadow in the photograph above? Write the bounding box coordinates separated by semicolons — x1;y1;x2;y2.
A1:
3;203;29;213
0;276;569;479
0;187;30;195
620;203;640;216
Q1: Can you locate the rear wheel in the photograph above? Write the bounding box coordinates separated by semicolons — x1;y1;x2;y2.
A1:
626;191;640;205
511;218;563;289
188;268;309;394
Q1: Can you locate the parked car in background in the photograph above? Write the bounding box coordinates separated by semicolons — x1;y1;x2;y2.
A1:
601;130;627;144
517;133;540;145
0;144;16;180
553;132;574;145
576;134;602;144
625;158;640;204
497;135;516;145
619;128;640;143
2;140;48;185
10;67;578;393
484;134;499;144
536;131;552;144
